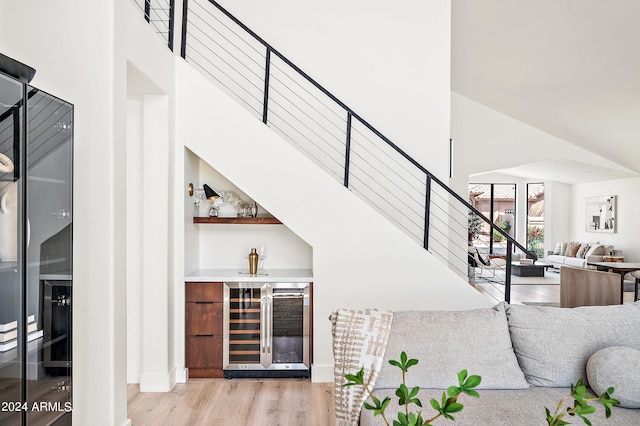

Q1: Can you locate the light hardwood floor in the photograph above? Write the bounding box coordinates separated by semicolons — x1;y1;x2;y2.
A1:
127;378;334;425
128;282;637;425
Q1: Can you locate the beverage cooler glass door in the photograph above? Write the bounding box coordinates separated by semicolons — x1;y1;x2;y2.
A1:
223;282;310;377
270;285;309;369
224;283;263;369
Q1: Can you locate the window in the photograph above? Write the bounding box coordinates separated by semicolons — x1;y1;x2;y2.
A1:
468;183;516;254
526;183;545;258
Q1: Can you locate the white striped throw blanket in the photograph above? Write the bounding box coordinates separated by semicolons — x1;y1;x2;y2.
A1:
330;308;393;426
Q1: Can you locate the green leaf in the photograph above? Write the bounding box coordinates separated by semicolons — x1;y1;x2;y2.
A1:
343;367;365;386
430;398;441;412
409;386;420;398
447;386;459;398
457;370;468;385
445;402;464;413
463;374;482;389
396;383;410;405
461;388;480;398
406;358;419;369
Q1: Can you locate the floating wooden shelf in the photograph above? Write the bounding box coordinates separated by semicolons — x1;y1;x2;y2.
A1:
193;217;282;224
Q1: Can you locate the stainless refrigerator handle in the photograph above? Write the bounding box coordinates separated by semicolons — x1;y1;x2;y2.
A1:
261;295;267;353
265;295;271;354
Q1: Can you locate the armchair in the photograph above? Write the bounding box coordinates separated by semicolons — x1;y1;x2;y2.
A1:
468;246;506;279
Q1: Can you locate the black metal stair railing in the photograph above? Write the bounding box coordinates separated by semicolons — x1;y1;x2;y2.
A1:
145;0;538;302
129;0;176;51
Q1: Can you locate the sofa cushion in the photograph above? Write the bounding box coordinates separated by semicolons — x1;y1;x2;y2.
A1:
577;243;591;258
376;304;528;390
564;257;587;268
585;244;605;257
505;302;640;387
546;254;566;264
587;346;640;408
565;241;581;257
360;387;640;426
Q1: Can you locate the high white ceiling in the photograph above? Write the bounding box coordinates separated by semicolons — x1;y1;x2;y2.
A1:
452;0;640;183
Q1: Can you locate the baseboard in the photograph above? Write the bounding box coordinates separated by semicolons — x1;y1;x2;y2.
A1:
139;370;173;392
173;366;188;383
311;363;333;383
127;364;142;384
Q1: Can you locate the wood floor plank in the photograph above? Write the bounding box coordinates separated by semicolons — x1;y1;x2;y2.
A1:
127;379;334;425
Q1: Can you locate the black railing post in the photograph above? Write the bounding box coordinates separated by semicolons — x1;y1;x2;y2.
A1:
180;0;189;58
144;0;151;22
424;175;431;250
505;240;513;303
262;47;271;124
343;112;352;188
168;0;175;51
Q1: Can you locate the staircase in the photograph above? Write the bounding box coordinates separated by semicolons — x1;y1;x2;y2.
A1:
139;0;537;301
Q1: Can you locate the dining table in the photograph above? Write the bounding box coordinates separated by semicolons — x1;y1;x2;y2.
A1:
586;262;640;304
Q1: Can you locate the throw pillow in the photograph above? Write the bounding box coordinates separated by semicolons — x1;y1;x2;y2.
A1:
585;244;604;257
376;303;529;390
553;243;562;255
577;243;591;258
560;241;570;256
505;301;640;387
565;241;581;257
587;346;640;408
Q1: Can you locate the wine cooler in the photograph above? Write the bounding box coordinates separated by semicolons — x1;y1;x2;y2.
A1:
223;282;310;378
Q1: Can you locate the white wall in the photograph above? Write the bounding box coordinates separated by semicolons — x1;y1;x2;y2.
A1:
571;177;640;262
209;0;452;179
543;181;572;257
191;159;313;270
176;59;492;382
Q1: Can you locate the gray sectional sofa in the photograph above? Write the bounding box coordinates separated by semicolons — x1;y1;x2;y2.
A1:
358;302;640;425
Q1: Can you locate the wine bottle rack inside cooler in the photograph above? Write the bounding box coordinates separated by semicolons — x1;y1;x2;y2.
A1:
227;287;261;364
223;282;310;378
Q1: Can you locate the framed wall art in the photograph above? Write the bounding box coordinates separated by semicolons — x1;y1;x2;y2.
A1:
585;195;616;233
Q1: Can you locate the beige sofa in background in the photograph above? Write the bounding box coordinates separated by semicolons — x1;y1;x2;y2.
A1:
546;241;621;269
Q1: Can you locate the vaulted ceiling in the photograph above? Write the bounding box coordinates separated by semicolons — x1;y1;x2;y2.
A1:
452;0;640;182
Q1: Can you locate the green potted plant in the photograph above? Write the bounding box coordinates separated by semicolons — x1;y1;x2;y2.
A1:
345;352;619;426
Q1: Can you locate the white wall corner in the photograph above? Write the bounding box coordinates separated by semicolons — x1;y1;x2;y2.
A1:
139;371;175;393
311;363;334;383
174;367;188;384
127;364;142;384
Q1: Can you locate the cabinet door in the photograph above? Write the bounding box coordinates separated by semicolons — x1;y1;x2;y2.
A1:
186;303;223;335
186;282;223;303
186;335;223;369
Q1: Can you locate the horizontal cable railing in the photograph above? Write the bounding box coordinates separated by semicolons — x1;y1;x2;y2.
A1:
130;0;176;50
177;0;537;302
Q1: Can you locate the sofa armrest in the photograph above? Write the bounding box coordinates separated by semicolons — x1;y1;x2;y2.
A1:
546;250;556;256
586;255;604;262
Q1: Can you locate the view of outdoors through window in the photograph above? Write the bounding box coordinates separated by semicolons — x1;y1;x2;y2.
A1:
468;183;545;258
527;183;545;258
468;183;516;255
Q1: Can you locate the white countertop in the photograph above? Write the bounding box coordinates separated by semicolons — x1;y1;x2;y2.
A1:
185;268;313;283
